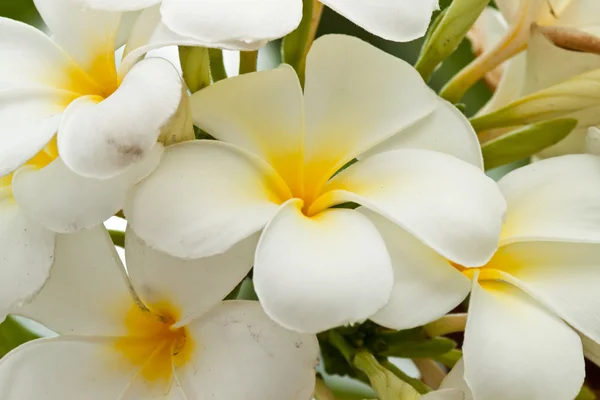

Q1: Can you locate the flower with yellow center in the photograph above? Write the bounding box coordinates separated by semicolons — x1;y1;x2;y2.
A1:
0;226;319;399
126;34;507;334
0;0;195;180
436;154;600;400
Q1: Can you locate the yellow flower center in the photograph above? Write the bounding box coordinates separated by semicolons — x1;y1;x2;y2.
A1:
114;302;194;384
451;247;521;283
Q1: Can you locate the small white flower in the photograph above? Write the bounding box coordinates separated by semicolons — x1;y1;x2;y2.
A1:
0;226;319;399
84;0;438;46
126;34;506;334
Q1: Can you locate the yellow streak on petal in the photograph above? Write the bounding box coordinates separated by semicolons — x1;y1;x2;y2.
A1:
114;301;194;384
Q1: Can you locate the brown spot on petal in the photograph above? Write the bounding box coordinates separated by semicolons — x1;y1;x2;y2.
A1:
537;24;600;56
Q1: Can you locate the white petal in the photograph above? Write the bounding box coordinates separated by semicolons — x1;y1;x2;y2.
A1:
422;389;469;400
12;145;162;233
364;99;483;168
581;333;600;366
177;301;318;400
490;240;600;347
160;0;302;50
0;197;55;320
362;209;471;330
190;65;304;193
33;0;122;91
439;360;473;400
318;149;506;267
16;227;134;336
125;227;258;325
0;336;141;400
498;154;600;244
0;88;70;179
463;279;584;400
125;140;288;259
586;127;600;155
557;0;600;35
478;52;527;115
85;0;160;11
254;199;393;334
303;35;437;193
321;0;438;42
58;57;182;179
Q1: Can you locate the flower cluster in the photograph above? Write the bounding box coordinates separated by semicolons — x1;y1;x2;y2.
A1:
0;0;600;399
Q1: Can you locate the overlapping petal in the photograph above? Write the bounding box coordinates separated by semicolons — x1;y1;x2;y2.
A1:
253;199;393;333
362;209;471;330
125;140;289;259
58;57;182;179
12;145;162;233
177;301;318;399
463;279;584;400
315;149;506;267
86;0;159;11
16;227;134;337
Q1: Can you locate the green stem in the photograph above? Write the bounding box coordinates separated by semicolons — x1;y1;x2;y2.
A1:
381;360;431;394
208;48;227;83
328;330;357;363
314;378;337;400
109;230;125;248
0;316;41;358
424;313;467;337
282;0;317;86
239;50;259;75
179;46;211;93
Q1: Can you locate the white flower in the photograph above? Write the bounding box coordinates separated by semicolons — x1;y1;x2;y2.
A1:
125;34;506;334
83;0;438;46
0;0;188;180
0;226;319;399
443;154;600;400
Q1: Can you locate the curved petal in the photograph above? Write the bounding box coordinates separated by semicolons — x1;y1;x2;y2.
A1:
557;0;600;35
498;154;600;244
439;360;473;400
33;0;121;92
303;35;438;196
58;57;182;179
85;0;160;11
190;65;305;194
422;389;469;400
160;0;302;50
253;199;393;334
0;336;141;400
463;279;584;400
0;88;72;177
177;301;318;400
321;0;437;42
0;197;55;320
316;149;506;267
478;52;527;115
364;99;483;168
489;240;600;347
362;209;471;330
12;145;162;233
125;140;288;260
16;227;134;336
125;227;258;325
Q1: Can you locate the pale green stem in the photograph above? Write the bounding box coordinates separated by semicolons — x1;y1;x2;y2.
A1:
314;378;337;400
239;50;259;75
208;48;227;83
424;313;467;337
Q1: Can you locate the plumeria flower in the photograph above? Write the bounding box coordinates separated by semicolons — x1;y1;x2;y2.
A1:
0;225;319;399
126;34;506;334
84;0;439;47
439;154;600;400
0;0;191;181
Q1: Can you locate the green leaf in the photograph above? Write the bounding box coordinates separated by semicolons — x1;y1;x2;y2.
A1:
481;118;577;170
415;0;491;81
179;46;211;93
0;316;40;358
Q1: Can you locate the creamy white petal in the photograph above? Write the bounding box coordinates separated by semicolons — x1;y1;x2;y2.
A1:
125;227;258;325
160;0;302;50
125;140;288;259
303;35;438;194
479;52;527;115
16;227;134;336
177;301;318;399
254;199;393;333
363;209;471;330
0;197;55;320
321;0;438;42
422;389;469;400
33;0;121;91
439;360;473;400
364;99;483;168
0;336;141;400
190;65;304;192
498;154;600;244
463;279;584;400
490;241;600;347
85;0;160;11
557;0;600;35
12;145;162;233
58;57;182;179
317;149;506;267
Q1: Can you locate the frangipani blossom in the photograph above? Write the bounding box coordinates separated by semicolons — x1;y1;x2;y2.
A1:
84;0;438;47
0;0;189;181
126;34;506;334
0;226;319;399
442;154;600;400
